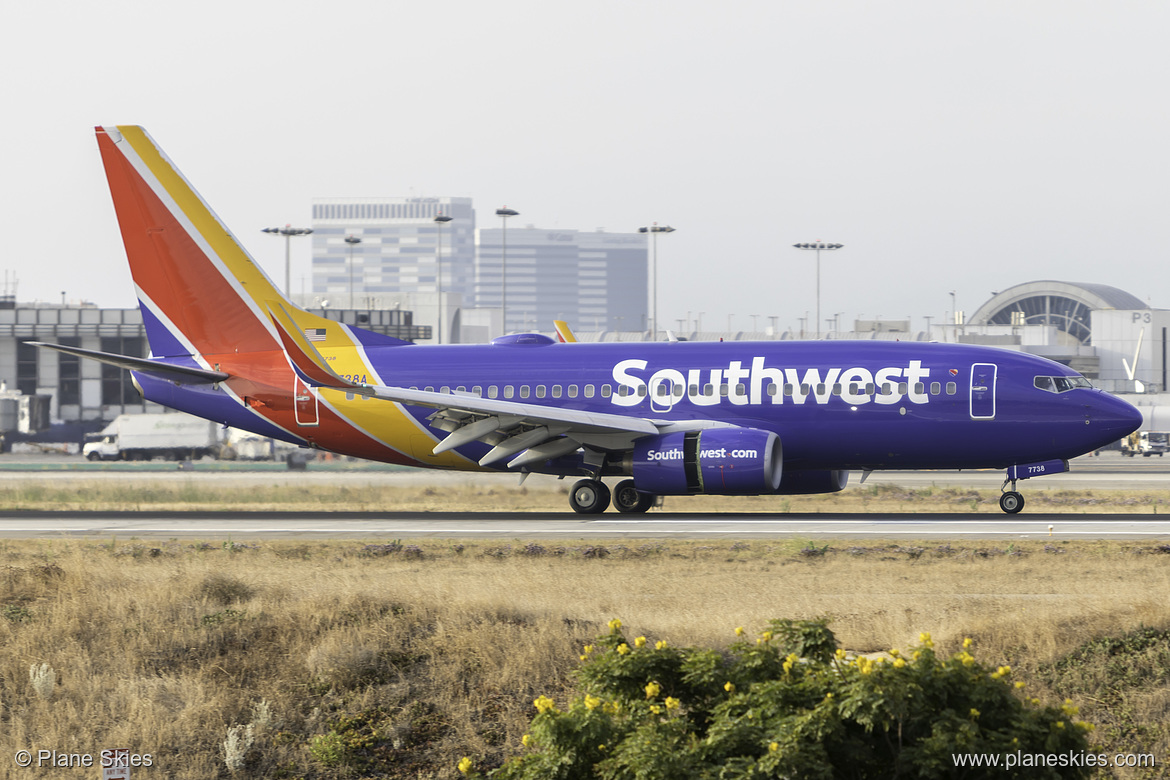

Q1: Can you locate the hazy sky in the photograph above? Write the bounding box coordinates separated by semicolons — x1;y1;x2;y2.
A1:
3;1;1167;334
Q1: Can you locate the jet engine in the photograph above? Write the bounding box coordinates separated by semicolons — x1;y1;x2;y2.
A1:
629;427;782;495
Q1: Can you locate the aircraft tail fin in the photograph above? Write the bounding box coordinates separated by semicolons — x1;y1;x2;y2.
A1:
96;126;335;363
553;320;578;343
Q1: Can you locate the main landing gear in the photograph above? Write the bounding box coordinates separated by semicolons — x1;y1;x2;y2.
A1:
568;479;656;514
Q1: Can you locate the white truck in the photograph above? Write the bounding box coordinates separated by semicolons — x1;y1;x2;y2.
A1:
83;414;221;462
1121;431;1169;457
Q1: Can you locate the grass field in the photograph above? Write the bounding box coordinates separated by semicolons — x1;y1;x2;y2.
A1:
0;477;1165;513
2;534;1169;778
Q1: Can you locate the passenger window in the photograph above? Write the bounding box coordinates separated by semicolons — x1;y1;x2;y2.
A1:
735;383;746;396
784;384;794;396
440;386;450;394
673;384;684;397
601;384;611;398
637;385;647;397
656;384;669;397
914;382;924;395
520;386;531;399
472;386;482;397
567;385;578;398
585;384;596;398
704;384;715;396
832;384;842;395
930;382;941;395
534;385;546;398
488;386;499;399
504;386;514;399
424;386;435;393
618;386;630;398
879;384;892;395
898;382;908;395
800;383;811;395
865;382;875;395
551;385;562;399
946;382;957;395
767;383;778;396
456;386;467;394
816;383;826;395
849;383;860;395
720;385;730;397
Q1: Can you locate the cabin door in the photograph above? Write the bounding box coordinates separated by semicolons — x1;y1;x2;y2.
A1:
294;377;320;426
969;363;997;419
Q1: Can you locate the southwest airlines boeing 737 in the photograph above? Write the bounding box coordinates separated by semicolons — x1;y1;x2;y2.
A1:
35;126;1142;514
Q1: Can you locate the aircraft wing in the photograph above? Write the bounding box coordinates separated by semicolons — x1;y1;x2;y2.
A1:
267;303;669;468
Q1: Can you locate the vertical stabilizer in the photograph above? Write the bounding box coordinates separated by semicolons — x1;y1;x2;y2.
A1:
95;126;289;360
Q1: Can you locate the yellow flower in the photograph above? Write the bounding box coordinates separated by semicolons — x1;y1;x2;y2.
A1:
458;757;473;775
769;742;779;753
963;637;973;649
522;734;532;747
645;681;661;699
585;695;601;710
735;626;745;636
534;695;556;714
650;704;661;714
1014;681;1026;689
608;618;622;632
655;640;668;650
1056;721;1065;729
761;631;773;643
724;681;735;693
888;648;900;657
583;645;594;656
893;657;906;669
970;708;980;719
835;648;848;660
617;643;630;655
635;636;647;648
664;697;680;710
918;632;933;648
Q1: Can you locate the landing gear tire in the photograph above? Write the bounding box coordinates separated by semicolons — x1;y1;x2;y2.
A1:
613;479;655;514
569;479;611;514
999;491;1025;514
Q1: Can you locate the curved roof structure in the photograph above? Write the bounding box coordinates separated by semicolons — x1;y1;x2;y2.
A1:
969;281;1147;345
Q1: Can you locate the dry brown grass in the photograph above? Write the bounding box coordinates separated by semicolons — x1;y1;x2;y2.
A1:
0;477;1166;513
2;538;1169;778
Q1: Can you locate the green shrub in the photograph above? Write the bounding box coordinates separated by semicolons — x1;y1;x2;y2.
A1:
474;619;1093;779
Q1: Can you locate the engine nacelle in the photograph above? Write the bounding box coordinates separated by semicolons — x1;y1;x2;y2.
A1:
631;427;782;495
777;469;849;495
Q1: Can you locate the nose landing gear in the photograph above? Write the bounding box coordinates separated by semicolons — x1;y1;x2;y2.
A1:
999;459;1068;514
999;481;1025;514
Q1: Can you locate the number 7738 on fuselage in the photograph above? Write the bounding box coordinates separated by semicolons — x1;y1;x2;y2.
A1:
33;126;1143;515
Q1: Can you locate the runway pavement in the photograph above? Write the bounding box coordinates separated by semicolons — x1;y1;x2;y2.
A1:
0;510;1168;540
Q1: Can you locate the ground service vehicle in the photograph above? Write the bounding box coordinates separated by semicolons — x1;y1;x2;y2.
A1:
83;413;220;461
1121;431;1168;457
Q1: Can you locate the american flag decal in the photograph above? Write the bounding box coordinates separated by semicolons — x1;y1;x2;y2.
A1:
304;328;327;342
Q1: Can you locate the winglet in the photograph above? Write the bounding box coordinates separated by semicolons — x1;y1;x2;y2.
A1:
553;320;578;343
267;301;361;390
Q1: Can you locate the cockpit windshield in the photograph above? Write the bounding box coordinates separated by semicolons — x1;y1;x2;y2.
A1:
1034;375;1093;393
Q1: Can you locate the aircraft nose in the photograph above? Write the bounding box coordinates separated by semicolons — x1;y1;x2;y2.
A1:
1091;392;1143;442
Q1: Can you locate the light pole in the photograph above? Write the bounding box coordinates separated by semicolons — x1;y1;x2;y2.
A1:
638;223;675;341
344;235;362;309
434;214;453;344
496;207;518;332
262;225;313;297
792;241;844;339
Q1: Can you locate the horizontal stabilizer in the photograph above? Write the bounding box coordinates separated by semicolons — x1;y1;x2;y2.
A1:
29;342;229;384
